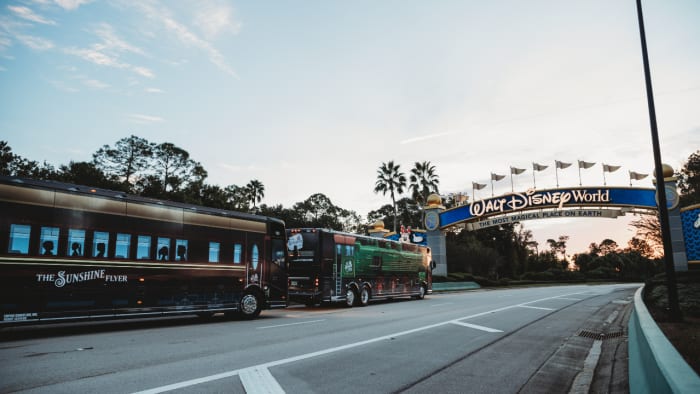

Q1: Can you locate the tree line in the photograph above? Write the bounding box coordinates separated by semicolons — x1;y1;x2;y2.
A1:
2;137;698;282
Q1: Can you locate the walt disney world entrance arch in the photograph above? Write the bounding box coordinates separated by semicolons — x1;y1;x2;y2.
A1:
422;168;696;277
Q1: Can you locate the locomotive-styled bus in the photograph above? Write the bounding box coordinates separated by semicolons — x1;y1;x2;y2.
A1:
287;228;433;307
0;176;287;326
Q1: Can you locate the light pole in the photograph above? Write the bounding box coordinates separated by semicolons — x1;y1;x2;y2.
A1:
636;0;681;321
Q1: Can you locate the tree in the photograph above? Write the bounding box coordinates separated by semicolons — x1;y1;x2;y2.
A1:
677;149;700;206
246;179;265;210
92;135;153;188
374;161;407;233
149;142;199;195
409;161;440;206
293;193;345;230
56;161;121;190
630;215;663;257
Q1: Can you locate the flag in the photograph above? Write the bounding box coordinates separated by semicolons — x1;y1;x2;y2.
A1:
603;163;621;172
578;160;596;169
555;160;572;169
472;182;486;190
491;173;505;181
629;171;648;181
533;162;548;171
510;166;526;175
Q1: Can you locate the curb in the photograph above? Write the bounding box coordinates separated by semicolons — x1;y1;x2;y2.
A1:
628;286;700;393
431;281;481;292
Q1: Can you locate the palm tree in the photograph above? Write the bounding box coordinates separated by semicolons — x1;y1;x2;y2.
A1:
409;161;440;206
374;161;407;232
246;179;265;211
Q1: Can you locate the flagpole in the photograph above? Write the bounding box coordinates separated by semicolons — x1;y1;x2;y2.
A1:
603;165;607;186
555;161;559;187
629;171;633;187
510;170;514;193
578;162;582;186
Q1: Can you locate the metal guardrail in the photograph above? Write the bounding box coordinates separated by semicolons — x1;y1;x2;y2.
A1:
431;282;481;292
628;286;700;393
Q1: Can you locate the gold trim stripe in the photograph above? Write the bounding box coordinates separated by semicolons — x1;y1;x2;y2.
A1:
0;257;247;272
0;183;266;233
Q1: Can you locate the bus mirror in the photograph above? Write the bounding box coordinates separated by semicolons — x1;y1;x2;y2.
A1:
430;260;436;270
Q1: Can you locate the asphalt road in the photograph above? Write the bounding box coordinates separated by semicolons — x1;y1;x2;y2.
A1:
0;283;638;394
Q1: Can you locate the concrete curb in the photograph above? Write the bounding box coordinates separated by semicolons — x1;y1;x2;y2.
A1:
628;286;700;393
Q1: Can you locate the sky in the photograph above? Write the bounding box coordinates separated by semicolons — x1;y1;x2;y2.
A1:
1;0;699;256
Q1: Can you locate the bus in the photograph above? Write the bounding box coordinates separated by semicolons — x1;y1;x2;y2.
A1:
0;176;287;326
286;228;434;307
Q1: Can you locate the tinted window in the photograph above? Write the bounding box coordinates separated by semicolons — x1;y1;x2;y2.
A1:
115;233;130;259
40;227;59;256
209;242;220;263
137;235;151;259
8;224;31;254
67;229;85;256
93;231;109;258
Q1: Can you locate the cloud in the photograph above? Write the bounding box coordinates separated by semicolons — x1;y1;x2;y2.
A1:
53;0;92;10
16;34;54;50
7;5;57;25
83;79;109;89
64;25;154;78
145;87;163;93
400;131;456;145
128;113;164;124
130;2;238;78
193;3;242;39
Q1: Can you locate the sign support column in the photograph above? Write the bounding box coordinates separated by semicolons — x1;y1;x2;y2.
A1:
424;194;447;277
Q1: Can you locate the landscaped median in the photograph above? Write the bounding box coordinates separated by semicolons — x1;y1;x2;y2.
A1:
628;286;700;393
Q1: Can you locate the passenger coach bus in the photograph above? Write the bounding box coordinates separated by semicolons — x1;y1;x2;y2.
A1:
0;176;287;326
286;228;434;307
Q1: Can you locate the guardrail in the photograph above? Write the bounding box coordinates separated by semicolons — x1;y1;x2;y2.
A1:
432;282;481;292
628;286;700;393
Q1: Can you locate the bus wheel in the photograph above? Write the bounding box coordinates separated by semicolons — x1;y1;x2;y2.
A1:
414;285;426;300
345;288;357;308
359;286;370;307
239;292;262;319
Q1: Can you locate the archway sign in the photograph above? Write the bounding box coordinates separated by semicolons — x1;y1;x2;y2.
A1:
422;186;663;277
439;187;657;230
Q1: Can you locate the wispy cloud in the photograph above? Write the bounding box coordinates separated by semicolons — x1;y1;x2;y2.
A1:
128;113;164;124
131;2;238;79
7;5;57;25
83;79;109;89
194;3;242;39
145;87;163;93
54;0;92;11
16;34;54;50
219;163;242;172
400;131;456;145
64;24;154;78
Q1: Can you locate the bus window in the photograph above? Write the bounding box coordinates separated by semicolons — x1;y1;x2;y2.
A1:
345;245;354;256
8;224;31;254
251;245;259;270
272;239;285;268
115;233;131;259
67;229;85;256
93;231;109;258
137;235;151;259
175;239;188;261
209;242;220;263
40;227;59;256
157;237;170;261
233;243;242;264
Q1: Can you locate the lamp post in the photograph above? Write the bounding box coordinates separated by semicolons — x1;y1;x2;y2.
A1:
636;0;681;321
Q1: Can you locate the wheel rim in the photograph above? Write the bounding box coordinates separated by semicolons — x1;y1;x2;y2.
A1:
241;294;258;315
346;289;355;305
361;288;369;304
419;286;425;298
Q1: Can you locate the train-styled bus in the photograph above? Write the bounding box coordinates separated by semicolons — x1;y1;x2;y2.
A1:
0;176;287;326
286;228;433;307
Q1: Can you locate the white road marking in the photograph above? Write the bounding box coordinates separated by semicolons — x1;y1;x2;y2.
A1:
451;321;503;333
133;291;587;394
430;302;454;307
517;305;555;311
258;319;325;329
569;340;602;394
555;297;582;301
239;366;285;394
605;310;619;324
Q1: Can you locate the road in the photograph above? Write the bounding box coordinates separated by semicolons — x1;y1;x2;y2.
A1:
0;283;637;393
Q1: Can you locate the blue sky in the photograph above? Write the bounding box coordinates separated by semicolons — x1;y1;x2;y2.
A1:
1;0;699;255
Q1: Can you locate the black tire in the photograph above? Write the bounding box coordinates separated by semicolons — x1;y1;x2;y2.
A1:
359;286;370;307
239;292;262;319
345;287;357;308
414;285;426;300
